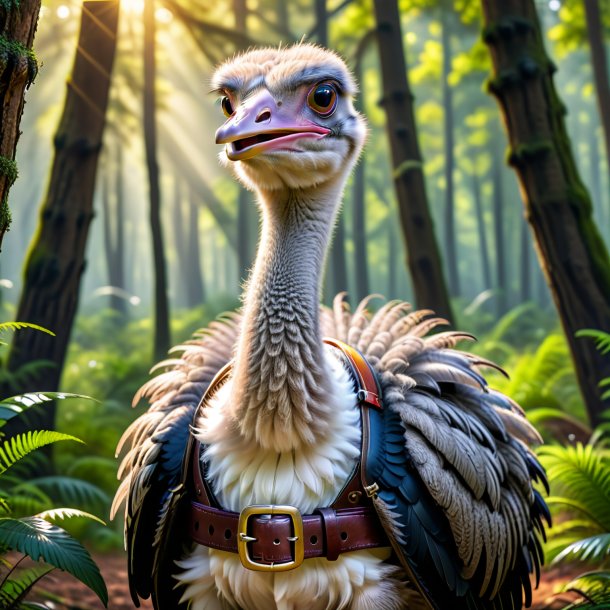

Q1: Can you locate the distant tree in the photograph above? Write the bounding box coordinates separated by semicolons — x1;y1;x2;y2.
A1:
583;0;610;180
482;0;610;425
144;0;170;360
3;1;119;427
186;187;206;307
316;0;349;298
372;0;453;322
0;0;41;251
440;0;459;297
101;146;127;317
351;32;375;302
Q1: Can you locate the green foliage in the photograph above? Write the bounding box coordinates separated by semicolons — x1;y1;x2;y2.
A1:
0;517;107;606
560;571;610;609
538;441;610;563
0;431;82;476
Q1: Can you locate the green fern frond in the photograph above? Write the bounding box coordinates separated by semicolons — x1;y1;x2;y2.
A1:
554;533;610;563
538;443;610;531
561;571;610;608
0;431;82;475
0;393;95;428
13;476;108;512
0;517;107;606
0;565;54;609
0;323;55;337
576;330;610;356
36;507;105;526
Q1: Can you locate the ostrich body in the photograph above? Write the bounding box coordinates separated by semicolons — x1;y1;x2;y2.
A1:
113;44;548;610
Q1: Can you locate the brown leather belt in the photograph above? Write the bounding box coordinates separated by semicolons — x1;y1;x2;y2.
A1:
187;339;388;571
188;501;387;570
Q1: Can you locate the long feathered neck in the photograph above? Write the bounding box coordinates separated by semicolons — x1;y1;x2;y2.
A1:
230;178;346;452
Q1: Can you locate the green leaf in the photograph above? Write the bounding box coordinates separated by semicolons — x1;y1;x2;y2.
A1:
0;322;55;337
13;476;109;513
576;329;610;356
0;517;107;606
0;393;95;428
37;507;106;526
0;431;83;474
0;565;54;608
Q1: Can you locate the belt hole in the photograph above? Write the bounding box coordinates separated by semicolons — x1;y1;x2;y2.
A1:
224;529;232;540
340;531;348;541
273;538;281;545
310;535;318;545
194;521;200;531
208;524;215;536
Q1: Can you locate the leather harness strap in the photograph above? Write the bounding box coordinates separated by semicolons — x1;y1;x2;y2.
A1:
187;339;388;569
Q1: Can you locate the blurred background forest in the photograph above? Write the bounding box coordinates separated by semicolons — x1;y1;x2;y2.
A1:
0;0;610;607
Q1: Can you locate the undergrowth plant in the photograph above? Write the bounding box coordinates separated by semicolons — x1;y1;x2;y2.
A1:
0;323;108;609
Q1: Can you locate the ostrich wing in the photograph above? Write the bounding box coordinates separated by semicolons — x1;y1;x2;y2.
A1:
111;314;241;608
325;296;550;610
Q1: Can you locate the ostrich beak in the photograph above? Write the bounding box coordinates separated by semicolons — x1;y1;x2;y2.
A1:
215;89;330;161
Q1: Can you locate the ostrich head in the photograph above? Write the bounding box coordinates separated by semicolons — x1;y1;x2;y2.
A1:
212;43;367;192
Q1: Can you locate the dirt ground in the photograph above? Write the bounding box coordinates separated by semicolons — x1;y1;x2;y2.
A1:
31;553;585;610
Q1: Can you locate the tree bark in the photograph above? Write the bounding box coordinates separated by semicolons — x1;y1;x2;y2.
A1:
372;0;453;323
171;176;187;307
583;0;610;181
472;171;492;290
144;0;170;360
492;143;506;315
0;0;40;251
519;215;531;302
233;0;254;282
3;1;119;414
100;147;127;316
352;33;374;302
482;0;610;426
441;3;459;297
186;187;205;307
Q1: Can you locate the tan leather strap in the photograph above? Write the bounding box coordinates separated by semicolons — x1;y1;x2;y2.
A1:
324;338;382;410
188;502;387;563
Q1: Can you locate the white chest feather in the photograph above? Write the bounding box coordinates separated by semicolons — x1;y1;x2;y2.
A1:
174;350;398;610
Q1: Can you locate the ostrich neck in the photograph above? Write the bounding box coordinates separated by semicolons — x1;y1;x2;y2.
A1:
230;180;344;451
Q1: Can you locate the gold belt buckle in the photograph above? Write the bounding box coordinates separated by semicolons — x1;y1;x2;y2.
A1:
237;504;304;572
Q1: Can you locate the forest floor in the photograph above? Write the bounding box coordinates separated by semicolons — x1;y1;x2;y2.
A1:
32;553;584;609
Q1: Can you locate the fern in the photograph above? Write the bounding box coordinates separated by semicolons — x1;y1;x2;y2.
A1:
11;476;109;513
0;393;94;428
36;507;106;526
576;330;610;356
0;431;82;475
560;571;610;609
0;517;107;606
0;323;55;346
0;565;54;609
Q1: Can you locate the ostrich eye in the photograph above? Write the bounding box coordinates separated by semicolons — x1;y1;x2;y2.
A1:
307;83;337;117
221;96;234;117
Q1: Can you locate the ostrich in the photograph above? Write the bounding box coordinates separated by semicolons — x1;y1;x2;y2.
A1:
113;43;549;610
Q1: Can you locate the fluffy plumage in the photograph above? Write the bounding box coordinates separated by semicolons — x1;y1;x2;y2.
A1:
113;43;548;610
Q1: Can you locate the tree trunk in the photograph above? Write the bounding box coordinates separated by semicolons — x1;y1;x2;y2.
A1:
519;215;530;302
472;171;492;290
144;0;170;360
492;143;506;315
352;34;373;302
372;0;453;323
161;124;237;250
441;3;459;297
171;176;187;307
0;0;41;251
482;0;610;426
583;0;610;181
233;0;254;283
100;147;127;317
186;187;205;307
3;1;119;416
